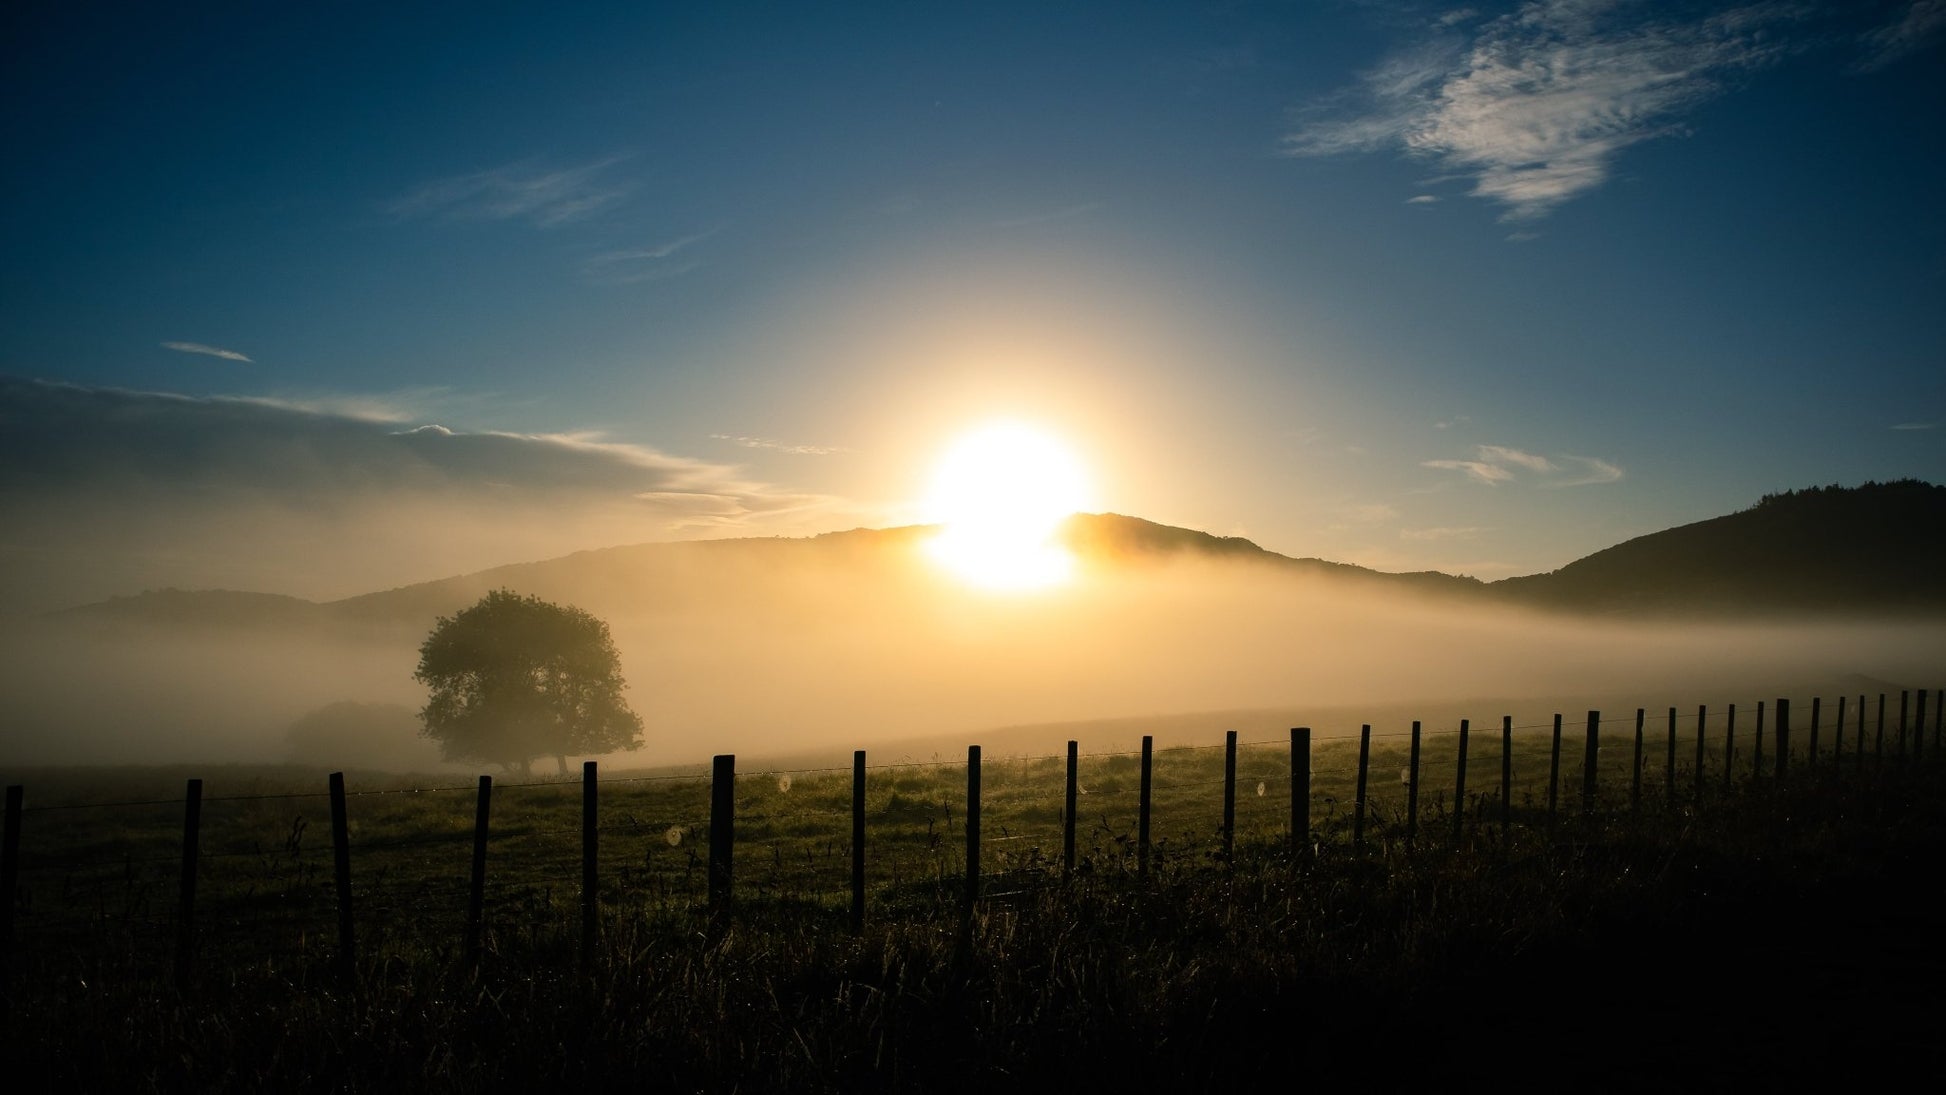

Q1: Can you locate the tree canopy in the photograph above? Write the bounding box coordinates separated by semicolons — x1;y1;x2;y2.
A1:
414;589;643;774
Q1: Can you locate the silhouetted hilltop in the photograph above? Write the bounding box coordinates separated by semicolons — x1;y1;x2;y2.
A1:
1492;480;1946;615
54;588;329;629
42;483;1946;629
1060;513;1487;598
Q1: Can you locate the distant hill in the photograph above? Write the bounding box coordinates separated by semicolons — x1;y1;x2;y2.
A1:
41;482;1946;628
1492;480;1946;616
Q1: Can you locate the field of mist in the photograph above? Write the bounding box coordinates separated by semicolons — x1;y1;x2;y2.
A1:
3;530;1940;773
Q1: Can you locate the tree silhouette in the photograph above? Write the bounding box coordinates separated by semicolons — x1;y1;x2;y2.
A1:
415;589;643;775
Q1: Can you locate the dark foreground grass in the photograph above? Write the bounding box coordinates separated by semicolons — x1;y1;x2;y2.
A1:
6;764;1945;1092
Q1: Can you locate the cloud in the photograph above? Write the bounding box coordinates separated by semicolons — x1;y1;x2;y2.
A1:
0;378;856;611
1475;444;1555;473
711;433;851;456
1423;458;1516;485
387;156;632;227
1892;421;1937;430
1283;1;1806;220
1424;443;1622;487
162;341;252;363
1406;194;1441;204
1552;454;1625;486
581;230;718;284
1857;0;1945;70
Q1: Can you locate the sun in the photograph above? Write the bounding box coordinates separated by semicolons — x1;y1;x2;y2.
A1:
921;419;1096;591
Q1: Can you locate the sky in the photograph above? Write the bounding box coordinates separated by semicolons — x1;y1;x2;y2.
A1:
3;0;1943;612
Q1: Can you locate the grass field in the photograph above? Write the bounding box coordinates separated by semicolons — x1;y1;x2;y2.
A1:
3;695;1943;1090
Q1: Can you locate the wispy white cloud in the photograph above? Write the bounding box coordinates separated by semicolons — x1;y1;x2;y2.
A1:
1283;1;1807;221
1424;443;1622;487
388;156;633;227
1891;421;1937;430
1406;194;1441;204
1424;458;1516;485
0;378;862;608
1476;444;1555;473
711;433;851;456
581;229;718;284
162;341;252;363
1857;0;1945;70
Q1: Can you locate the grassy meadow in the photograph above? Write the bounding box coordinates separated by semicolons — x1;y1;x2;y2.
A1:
3;698;1944;1090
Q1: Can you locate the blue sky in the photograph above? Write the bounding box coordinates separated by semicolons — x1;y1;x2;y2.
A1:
3;0;1942;609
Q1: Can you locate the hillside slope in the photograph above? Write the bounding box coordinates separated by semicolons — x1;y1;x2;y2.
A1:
1492;480;1946;615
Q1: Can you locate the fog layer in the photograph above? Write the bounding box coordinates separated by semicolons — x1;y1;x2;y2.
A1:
3;544;1938;771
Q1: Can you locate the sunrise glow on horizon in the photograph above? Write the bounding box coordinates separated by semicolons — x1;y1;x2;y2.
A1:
921;419;1097;591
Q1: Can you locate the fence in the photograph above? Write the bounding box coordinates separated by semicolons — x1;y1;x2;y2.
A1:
2;687;1941;992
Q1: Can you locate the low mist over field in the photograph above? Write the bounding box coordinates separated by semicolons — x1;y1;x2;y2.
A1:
5;501;1941;771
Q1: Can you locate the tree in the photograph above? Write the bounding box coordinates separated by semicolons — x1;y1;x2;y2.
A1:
414;589;643;775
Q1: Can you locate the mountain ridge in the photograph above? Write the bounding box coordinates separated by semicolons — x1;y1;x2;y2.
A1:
44;481;1946;629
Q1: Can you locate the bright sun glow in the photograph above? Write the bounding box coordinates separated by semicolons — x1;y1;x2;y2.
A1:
922;419;1096;591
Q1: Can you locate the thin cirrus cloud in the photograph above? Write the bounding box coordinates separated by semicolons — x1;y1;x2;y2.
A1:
1424;444;1623;487
1857;0;1946;70
0;377;854;610
711;433;852;456
162;341;252;363
581;230;719;284
1282;0;1808;221
387;156;633;227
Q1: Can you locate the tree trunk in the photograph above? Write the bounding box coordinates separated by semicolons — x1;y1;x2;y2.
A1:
555;754;568;776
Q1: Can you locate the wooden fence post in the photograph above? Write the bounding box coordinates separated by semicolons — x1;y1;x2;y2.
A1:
1407;722;1421;846
466;775;490;965
1063;741;1077;880
1857;695;1867;774
1;785;18;1005
1291;728;1311;858
1;777;18;1003
1775;699;1791;779
1582;711;1599;817
1808;697;1821;770
1694;705;1707;806
1834;697;1847;770
1898;691;1909;758
1353;725;1370;850
175;778;202;991
1753;701;1765;779
1631;709;1644;812
581;762;598;972
851;751;866;934
964;745;981;909
328;772;355;983
1915;690;1929;762
1452;720;1469;843
1546;714;1562;829
1922;688;1938;758
1138;735;1153;880
1224;731;1239;863
1664;707;1677;807
1875;694;1885;768
1723;704;1737;794
709;755;734;914
1499;716;1512;835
